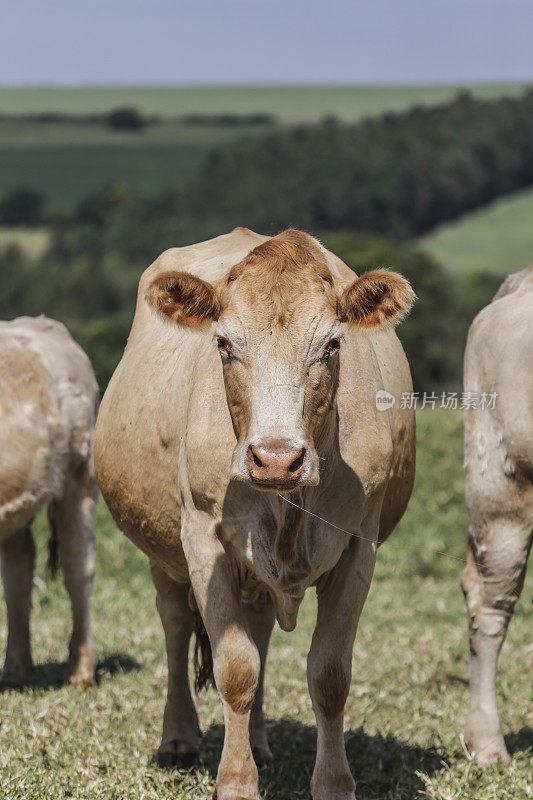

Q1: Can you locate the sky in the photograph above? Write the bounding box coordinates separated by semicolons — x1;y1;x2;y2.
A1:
2;0;532;86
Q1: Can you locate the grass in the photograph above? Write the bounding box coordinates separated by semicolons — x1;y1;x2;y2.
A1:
0;117;275;210
0;84;528;122
0;410;531;799
419;187;533;278
0;143;209;211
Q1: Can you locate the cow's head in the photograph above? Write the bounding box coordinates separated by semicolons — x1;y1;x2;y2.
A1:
147;230;414;492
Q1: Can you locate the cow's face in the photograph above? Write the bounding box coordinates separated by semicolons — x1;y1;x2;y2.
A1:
148;231;413;492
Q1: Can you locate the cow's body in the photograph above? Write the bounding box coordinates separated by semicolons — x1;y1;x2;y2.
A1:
461;265;533;766
95;228;415;799
0;316;98;688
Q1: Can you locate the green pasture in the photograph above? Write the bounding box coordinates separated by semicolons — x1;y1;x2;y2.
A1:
0;410;531;799
0;83;530;212
419;187;533;278
0;144;208;211
0;84;528;122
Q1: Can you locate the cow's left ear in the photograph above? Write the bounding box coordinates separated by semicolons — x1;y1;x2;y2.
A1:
147;271;221;328
337;270;415;329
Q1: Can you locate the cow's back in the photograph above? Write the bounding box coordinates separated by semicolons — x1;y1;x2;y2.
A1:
0;316;98;537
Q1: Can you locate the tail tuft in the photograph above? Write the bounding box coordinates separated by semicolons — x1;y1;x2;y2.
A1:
46;508;60;578
193;611;214;693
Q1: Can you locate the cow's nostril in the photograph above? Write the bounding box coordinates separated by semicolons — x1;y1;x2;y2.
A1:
250;446;263;468
289;450;305;472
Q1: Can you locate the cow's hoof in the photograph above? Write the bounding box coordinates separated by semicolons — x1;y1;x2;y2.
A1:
311;773;355;800
213;792;261;800
468;741;511;768
465;731;511;768
0;669;26;692
68;672;96;689
0;676;21;693
252;744;273;766
157;741;201;771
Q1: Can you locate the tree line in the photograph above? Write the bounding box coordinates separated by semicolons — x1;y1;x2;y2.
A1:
183;89;533;238
2;90;531;389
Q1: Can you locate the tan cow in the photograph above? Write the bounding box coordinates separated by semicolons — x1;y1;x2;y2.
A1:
461;265;533;766
95;228;415;800
0;316;98;689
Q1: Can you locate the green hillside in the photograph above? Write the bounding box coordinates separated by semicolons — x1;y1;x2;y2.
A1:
0;143;208;211
0;83;528;122
0;84;530;211
419;188;533;277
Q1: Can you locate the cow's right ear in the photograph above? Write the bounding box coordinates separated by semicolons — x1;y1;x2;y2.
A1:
147;271;221;328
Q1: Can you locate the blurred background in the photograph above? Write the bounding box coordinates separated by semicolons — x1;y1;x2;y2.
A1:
1;0;532;390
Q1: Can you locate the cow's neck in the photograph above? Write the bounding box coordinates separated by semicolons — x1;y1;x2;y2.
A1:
273;405;337;592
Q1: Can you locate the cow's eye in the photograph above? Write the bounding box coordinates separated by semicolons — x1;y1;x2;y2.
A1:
216;337;232;358
324;338;341;358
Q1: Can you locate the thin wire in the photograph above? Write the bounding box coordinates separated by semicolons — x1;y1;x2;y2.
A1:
277;490;530;762
279;493;466;564
276;493;528;603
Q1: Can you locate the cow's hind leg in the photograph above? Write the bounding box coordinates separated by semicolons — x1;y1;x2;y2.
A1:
151;564;201;769
0;526;36;688
244;596;275;766
307;530;377;800
461;514;532;766
49;463;98;687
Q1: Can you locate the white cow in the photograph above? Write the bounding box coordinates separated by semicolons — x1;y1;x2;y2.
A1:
461;265;533;765
0;316;98;688
95;229;416;800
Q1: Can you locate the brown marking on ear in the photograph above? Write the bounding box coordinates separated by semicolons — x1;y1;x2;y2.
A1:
147;271;220;328
337;269;415;329
218;657;258;714
312;662;350;719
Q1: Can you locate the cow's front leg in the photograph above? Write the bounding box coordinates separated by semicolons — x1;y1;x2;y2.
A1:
307;533;377;800
181;511;261;800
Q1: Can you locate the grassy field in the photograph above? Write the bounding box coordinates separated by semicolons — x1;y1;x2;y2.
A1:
0;143;210;211
0;410;531;799
0;83;530;212
0;84;528;122
419;188;533;278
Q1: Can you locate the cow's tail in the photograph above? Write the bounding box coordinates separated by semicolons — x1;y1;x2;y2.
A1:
193;611;214;693
46;507;60;579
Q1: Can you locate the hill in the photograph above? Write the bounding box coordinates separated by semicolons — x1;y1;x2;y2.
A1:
419;187;533;277
0;85;530;212
0;83;527;122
